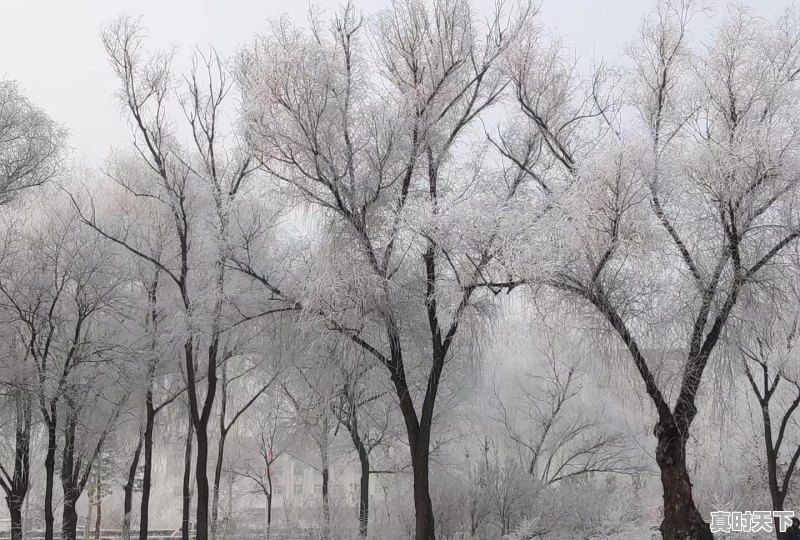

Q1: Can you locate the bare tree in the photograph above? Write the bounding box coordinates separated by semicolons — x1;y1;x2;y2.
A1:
740;300;800;540
505;2;800;538
59;378;125;540
329;353;392;537
75;18;272;540
282;375;336;540
496;339;643;485
211;354;279;539
237;398;289;540
121;426;143;540
0;336;33;540
0;206;122;540
235;3;533;538
0;81;66;204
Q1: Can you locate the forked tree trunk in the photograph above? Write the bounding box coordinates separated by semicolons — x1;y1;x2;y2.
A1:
656;422;713;540
388;329;439;540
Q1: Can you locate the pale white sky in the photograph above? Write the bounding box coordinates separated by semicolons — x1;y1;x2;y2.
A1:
0;0;793;163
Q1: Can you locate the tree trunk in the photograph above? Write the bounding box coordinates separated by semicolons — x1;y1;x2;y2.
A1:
385;314;443;540
771;494;786;540
393;391;436;540
5;395;31;540
346;408;370;537
358;454;369;537
195;423;211;540
321;466;330;540
43;419;57;540
8;501;22;540
62;406;80;540
656;422;713;540
211;431;226;540
139;390;156;540
411;449;436;540
182;419;194;540
95;473;102;540
226;473;233;537
62;494;80;540
23;483;29;536
758;401;788;540
123;432;144;540
320;416;331;540
266;493;272;540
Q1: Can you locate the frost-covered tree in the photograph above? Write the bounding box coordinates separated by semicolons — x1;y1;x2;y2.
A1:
68;17;285;540
0;81;66;205
504;2;800;538
0;196;125;540
234;2;533;538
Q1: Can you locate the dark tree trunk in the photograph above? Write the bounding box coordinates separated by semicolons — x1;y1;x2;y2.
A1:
139;262;161;540
771;494;786;540
8;502;22;540
182;419;194;540
410;447;435;540
391;369;437;539
385;320;439;540
4;395;31;540
348;423;370;537
43;419;57;540
358;454;369;537
264;460;273;540
211;359;228;540
656;422;712;540
761;404;786;540
61;409;80;540
211;431;226;540
195;423;211;540
321;463;330;540
744;364;799;540
265;493;272;540
183;332;219;540
123;432;144;540
61;495;80;540
139;380;156;540
320;417;331;540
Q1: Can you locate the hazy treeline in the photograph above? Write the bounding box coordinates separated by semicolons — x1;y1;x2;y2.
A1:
2;1;800;540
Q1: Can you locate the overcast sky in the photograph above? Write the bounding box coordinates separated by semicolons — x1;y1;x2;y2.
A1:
0;0;794;163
